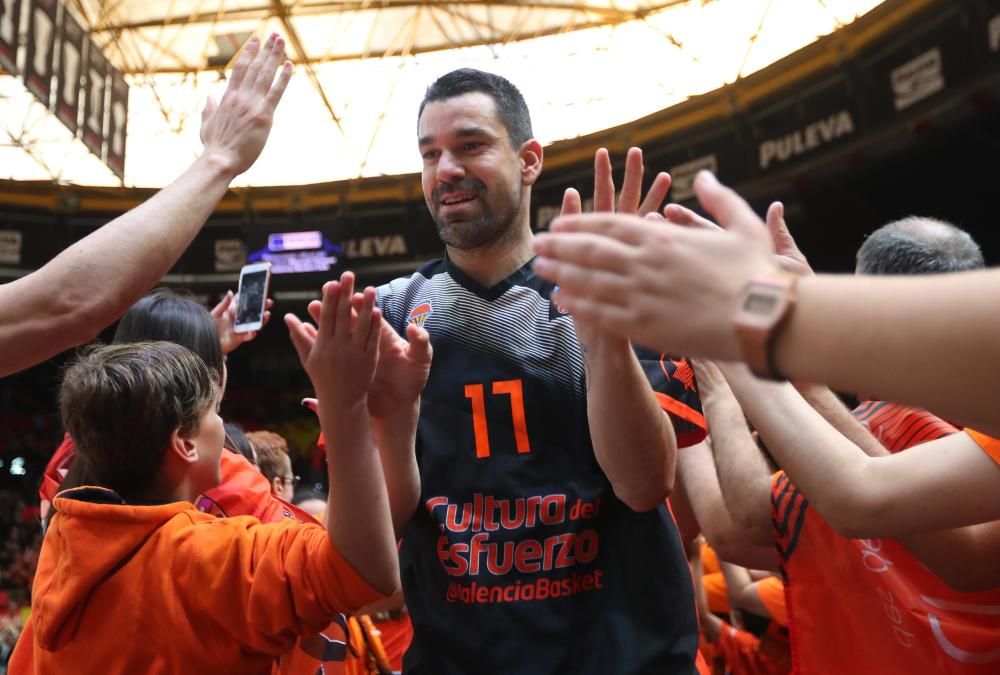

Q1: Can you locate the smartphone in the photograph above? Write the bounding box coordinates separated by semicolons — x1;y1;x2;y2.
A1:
234;262;271;333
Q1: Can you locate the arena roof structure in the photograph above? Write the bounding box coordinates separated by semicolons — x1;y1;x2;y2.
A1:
1;0;884;187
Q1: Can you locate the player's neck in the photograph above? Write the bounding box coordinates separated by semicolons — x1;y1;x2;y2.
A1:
447;225;535;288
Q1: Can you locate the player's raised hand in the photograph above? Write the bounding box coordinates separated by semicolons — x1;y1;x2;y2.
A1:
303;294;432;418
200;33;292;178
286;272;380;411
359;305;433;418
532;172;779;360
558;147;672;222
595;146;672;217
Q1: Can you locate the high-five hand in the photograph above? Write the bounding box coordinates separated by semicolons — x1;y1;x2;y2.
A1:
286;272;381;412
305;298;433;417
200;33;293;178
559;147;672;218
532;171;779;360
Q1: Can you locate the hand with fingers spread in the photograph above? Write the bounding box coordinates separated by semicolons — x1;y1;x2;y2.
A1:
560;146;672;219
369;320;432;418
286;273;381;412
305;298;433;418
532;171;779;360
0;34;294;378
200;32;293;178
211;290;274;354
562;147;672;349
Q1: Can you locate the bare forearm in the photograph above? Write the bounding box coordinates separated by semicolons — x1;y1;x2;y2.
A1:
372;401;422;536
899;521;1000;592
720;563;771;618
0;154;234;375
777;271;1000;437
585;340;676;511
322;402;399;595
677;442;776;560
797;384;888;458
719;362;890;536
699;379;774;542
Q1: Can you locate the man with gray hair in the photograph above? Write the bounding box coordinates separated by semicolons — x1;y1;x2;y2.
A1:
856;216;984;276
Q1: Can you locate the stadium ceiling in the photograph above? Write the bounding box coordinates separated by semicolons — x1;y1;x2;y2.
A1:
1;0;885;187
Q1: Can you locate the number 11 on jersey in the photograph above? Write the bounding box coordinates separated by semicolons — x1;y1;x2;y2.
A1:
464;379;532;459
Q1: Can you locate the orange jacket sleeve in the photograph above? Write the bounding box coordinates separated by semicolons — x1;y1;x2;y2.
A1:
179;515;384;657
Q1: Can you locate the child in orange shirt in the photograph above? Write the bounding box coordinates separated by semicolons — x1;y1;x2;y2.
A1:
16;273;402;674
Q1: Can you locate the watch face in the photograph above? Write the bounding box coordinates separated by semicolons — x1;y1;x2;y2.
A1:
743;292;780;314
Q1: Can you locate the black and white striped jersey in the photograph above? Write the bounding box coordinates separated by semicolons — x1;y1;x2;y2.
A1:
377;256;706;675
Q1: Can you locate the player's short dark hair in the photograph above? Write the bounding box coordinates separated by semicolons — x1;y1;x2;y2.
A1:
418;69;533;148
113;288;224;381
856;217;984;276
59;342;220;503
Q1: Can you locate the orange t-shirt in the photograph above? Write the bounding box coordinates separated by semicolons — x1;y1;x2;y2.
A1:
853;401;958;453
18;487;382;675
966;429;1000;466
700;541;731;615
755;576;788;628
773;470;1000;674
713;620;790;675
771;405;1000;674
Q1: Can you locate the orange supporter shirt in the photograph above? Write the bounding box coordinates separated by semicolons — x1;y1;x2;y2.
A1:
23;487;381;675
966;429;1000;466
700;541;731;615
714;621;791;675
853;401;958;453
772;470;1000;674
755;576;788;628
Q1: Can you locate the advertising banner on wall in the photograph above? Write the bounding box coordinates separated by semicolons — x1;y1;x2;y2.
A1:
891;47;945;111
0;230;23;265
749;75;857;173
669;153;718;202
23;0;58;107
55;7;85;133
0;0;22;74
214;239;248;272
81;42;107;159
105;66;129;178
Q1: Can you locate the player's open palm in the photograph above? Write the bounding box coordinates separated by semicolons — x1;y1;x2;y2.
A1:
368;318;432;418
560;146;672;219
286;272;380;412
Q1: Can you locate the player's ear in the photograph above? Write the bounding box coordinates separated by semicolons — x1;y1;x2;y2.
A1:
520;139;543;187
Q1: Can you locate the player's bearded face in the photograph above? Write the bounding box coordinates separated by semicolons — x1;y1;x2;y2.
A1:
418;93;529;251
429;175;523;250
